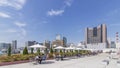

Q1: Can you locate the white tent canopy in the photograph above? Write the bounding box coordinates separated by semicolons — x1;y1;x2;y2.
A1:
54;46;65;49
75;48;82;50
65;46;76;50
29;44;46;53
30;44;46;49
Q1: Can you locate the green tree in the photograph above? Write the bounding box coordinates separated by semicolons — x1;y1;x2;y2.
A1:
23;47;28;55
60;50;62;53
37;48;40;54
31;48;34;54
60;50;63;55
8;45;11;56
50;48;53;54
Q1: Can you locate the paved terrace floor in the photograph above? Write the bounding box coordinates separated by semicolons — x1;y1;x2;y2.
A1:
0;53;119;68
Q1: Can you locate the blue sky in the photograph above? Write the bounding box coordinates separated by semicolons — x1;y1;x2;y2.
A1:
0;0;120;47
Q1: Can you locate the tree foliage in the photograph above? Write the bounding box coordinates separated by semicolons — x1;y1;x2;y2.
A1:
23;47;28;55
31;48;34;54
8;45;11;56
50;48;53;54
37;48;40;54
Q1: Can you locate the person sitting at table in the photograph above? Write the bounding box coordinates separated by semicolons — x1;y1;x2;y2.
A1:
41;54;46;61
35;54;42;64
38;55;42;64
61;55;63;60
55;54;60;61
35;55;39;63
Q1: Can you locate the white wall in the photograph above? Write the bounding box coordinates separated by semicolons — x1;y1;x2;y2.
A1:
86;43;107;49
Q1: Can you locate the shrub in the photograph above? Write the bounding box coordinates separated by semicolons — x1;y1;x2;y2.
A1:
0;54;37;62
31;48;34;54
37;48;40;54
21;55;29;60
8;45;11;56
48;53;54;59
23;47;28;55
50;48;53;54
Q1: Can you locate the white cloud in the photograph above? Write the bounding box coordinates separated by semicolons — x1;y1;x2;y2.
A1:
64;0;73;7
6;29;17;33
14;21;27;36
0;12;10;18
0;0;26;10
21;28;26;36
109;23;120;26
47;9;64;16
107;9;120;17
47;0;74;16
14;22;26;27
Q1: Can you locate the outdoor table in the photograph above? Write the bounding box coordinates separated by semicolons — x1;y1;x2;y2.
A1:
55;55;64;61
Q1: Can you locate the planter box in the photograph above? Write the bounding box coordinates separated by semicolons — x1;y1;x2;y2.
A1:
0;60;29;66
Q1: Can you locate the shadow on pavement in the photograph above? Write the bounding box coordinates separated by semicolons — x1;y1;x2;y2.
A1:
41;61;55;64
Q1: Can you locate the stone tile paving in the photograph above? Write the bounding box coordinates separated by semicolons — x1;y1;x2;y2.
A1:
0;53;119;68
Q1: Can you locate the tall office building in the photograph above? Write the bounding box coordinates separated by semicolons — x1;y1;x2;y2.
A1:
25;41;36;47
0;43;11;53
52;35;67;48
56;34;61;40
85;24;107;49
11;40;17;53
85;24;107;44
12;40;17;49
43;40;50;49
52;40;63;47
63;37;67;47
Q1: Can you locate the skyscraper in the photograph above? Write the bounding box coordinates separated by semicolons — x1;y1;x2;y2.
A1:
12;40;17;49
44;40;51;49
25;41;36;47
63;37;67;47
52;34;67;48
85;24;107;44
56;34;61;40
12;40;17;53
0;43;11;52
85;24;107;49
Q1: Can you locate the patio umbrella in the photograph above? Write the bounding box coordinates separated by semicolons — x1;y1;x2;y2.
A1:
65;46;76;52
30;44;46;49
75;48;82;50
54;46;65;49
54;46;65;53
65;46;76;50
29;44;46;53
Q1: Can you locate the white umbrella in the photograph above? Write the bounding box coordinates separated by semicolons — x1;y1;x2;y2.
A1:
29;44;46;53
75;48;82;50
53;44;57;47
65;46;76;50
54;46;65;49
30;44;46;49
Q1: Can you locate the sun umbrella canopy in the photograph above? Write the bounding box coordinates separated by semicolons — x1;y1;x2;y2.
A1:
30;44;46;48
65;46;76;50
53;44;57;47
54;46;65;49
75;48;82;50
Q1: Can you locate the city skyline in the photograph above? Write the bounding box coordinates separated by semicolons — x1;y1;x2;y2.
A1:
0;0;120;47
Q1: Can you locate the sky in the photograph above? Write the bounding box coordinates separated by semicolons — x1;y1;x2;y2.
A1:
0;0;120;47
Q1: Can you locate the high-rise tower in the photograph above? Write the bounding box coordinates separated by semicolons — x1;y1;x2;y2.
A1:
85;24;107;49
85;24;107;44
